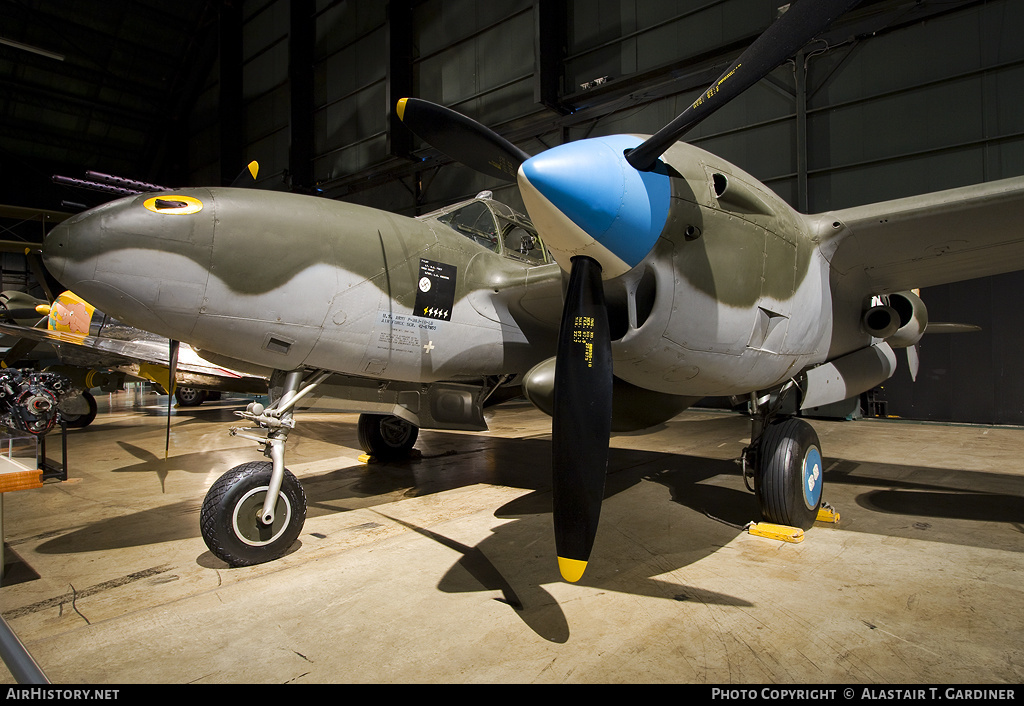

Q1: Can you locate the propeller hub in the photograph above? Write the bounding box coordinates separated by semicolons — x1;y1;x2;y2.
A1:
518;135;670;278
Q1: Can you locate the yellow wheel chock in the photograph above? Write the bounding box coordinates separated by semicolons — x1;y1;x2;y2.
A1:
746;501;840;543
747;522;805;543
816;501;840;524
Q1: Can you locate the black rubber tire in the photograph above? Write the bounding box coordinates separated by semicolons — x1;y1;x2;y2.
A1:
356;413;419;460
755;417;823;530
62;390;98;428
175;387;207;407
200;461;306;567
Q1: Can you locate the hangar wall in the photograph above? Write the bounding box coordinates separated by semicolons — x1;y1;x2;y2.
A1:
186;0;1024;426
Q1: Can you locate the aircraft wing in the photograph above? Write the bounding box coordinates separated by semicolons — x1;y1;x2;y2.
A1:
0;320;170;367
0;205;70;224
823;175;1024;294
0;320;265;393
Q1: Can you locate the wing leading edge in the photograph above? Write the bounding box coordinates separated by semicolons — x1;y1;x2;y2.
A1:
820;175;1024;295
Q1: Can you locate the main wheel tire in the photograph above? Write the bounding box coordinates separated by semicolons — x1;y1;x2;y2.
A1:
357;413;419;460
175;387;207;407
200;461;307;567
61;390;98;428
755;417;823;530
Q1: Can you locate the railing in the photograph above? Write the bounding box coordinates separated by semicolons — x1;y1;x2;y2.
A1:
0;613;49;684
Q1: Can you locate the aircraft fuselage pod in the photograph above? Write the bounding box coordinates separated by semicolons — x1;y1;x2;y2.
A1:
43;189;563;388
519;137;837;400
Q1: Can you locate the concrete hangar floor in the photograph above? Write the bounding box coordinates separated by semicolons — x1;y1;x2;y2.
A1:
0;387;1022;684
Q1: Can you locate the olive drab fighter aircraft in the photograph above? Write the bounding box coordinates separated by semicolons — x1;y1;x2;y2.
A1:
38;0;1024;581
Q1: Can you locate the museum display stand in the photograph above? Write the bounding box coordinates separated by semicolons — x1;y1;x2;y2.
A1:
0;428;61;683
0;424;67;584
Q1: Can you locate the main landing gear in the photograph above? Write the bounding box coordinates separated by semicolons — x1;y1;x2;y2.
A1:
199;370;424;567
741;386;824;530
356;413;418;461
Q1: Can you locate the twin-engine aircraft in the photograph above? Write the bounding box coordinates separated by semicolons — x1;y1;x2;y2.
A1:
37;0;1024;581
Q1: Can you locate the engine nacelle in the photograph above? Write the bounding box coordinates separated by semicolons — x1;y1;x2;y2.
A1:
522;357;698;432
886;290;928;349
862;291;928;349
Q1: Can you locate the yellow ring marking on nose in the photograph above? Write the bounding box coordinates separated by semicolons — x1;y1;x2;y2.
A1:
143;195;204;215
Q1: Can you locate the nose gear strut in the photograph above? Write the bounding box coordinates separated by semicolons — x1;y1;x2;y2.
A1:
229;369;330;525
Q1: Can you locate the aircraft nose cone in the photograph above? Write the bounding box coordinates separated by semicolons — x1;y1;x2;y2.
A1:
42;201;114;289
38;190;215;339
518;134;670;274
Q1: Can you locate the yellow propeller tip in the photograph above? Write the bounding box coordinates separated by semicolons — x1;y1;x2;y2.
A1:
396;97;407;121
558;556;588;583
35;304;50;314
247;160;259;179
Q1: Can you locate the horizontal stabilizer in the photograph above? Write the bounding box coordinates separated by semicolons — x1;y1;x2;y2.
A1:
926;322;982;334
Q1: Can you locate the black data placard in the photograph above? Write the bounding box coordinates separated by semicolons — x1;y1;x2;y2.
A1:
413;258;457;321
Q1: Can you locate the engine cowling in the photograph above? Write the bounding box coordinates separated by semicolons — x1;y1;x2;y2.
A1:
523;357;698;432
886;291;928;349
862;291;927;349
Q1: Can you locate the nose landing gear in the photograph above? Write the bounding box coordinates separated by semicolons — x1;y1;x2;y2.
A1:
200;461;306;567
200;369;326;567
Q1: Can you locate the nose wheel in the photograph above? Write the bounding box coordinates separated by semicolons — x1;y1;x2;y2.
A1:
200;460;307;567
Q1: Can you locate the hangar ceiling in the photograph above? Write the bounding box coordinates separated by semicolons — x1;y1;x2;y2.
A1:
1;0;1022;425
0;0;219;211
0;0;993;215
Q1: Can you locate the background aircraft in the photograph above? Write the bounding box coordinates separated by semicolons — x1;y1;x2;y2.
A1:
34;0;1024;582
0;289;268;426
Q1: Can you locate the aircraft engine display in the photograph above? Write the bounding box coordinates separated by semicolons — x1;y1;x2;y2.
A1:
0;369;73;436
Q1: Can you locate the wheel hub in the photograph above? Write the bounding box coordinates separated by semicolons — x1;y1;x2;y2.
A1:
232;486;292;546
380;418;413;446
802;447;823;510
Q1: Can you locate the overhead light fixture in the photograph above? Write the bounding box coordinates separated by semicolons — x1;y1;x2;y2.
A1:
580;76;610;90
0;37;65;62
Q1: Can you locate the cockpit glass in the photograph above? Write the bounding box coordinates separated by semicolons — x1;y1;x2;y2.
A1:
433;199;549;264
499;219;547;264
436;201;500;253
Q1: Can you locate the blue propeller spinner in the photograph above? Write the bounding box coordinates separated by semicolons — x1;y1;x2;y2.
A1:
518;135;671;277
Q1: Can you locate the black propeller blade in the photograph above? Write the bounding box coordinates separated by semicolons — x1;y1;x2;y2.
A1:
0;300;48;367
24;249;55;303
552;256;613;582
1;337;40;369
165;339;179;459
626;0;861;171
0;307;47;321
396;97;530;182
230;160;260;188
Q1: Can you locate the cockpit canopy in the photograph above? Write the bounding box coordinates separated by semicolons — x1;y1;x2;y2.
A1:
422;194;550;266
